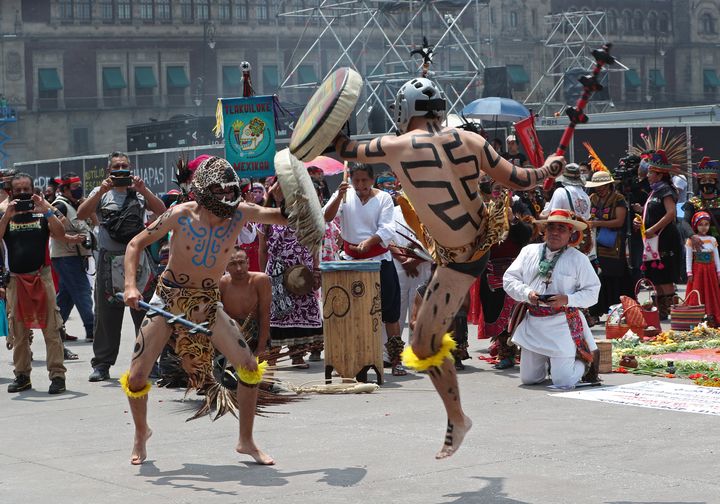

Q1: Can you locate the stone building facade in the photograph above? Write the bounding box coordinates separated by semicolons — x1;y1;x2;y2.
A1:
0;0;718;164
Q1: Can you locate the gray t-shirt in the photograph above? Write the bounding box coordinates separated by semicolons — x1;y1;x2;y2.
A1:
89;186;146;253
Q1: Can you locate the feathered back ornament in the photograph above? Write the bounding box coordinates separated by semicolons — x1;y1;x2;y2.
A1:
629;127;686;170
582;141;609;173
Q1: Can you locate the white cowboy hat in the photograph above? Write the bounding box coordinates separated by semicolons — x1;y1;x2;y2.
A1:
584;170;616;188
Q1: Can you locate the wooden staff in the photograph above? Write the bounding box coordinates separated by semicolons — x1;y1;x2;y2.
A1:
342;160;349;203
543;43;615;190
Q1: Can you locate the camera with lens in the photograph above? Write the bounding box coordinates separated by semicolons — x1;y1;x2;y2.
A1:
614;155;640;185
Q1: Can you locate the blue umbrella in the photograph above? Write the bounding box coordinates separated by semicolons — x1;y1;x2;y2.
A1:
461;97;530;122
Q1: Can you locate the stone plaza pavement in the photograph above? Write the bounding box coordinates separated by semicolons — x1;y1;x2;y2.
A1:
1;308;717;504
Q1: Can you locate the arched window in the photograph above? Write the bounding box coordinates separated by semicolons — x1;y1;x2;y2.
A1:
510;11;518;28
648;11;658;32
633;10;643;31
701;13;717;34
659;12;670;33
606;9;618;34
622;9;633;32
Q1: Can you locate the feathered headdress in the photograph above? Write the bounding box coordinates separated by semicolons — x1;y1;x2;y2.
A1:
694;156;720;182
582;141;609;172
628;127;686;173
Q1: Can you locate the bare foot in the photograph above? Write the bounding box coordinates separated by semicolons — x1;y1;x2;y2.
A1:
236;442;275;465
131;428;153;465
436;415;472;460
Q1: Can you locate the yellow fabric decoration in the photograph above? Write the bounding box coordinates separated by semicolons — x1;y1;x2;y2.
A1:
401;333;456;371
119;371;151;399
236;359;268;385
212;98;223;138
396;193;427;249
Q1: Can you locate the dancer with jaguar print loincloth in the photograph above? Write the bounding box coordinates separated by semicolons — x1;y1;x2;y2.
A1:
121;156;287;466
334;77;565;459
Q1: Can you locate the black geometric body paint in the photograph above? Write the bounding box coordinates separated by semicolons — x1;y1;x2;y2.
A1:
400;131;479;231
132;328;147;361
445;421;454;446
339;136;386;159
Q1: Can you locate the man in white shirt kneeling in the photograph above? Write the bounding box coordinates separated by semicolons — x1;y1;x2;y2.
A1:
503;209;601;388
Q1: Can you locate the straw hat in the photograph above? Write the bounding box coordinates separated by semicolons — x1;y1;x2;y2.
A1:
584;170;616;188
534;209;588;232
557;163;585;187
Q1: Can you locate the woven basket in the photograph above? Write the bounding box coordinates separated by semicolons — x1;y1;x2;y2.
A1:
595;340;613;373
670;290;705;331
605;304;644;339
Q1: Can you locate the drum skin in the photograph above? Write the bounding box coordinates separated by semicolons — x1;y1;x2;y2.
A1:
289;67;362;162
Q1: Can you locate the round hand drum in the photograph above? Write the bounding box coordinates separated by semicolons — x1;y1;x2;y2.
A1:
274;148;325;254
319;260;383;385
289;67;362;162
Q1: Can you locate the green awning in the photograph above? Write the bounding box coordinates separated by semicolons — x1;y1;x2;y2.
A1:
507;64;529;84
167;66;190;88
298;65;317;84
38;68;63;91
135;66;157;88
704;69;720;88
624;69;641;88
102;67;127;89
649;69;666;88
223;66;242;88
263;66;278;89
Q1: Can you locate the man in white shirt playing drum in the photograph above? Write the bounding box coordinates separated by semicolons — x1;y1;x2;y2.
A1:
503;209;601;389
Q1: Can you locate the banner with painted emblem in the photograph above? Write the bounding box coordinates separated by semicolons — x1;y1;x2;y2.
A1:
514;112;545;168
216;95;276;178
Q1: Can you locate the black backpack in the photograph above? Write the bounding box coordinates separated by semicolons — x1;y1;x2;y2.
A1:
102;189;145;244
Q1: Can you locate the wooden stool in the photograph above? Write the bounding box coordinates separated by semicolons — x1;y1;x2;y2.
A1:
320;261;383;384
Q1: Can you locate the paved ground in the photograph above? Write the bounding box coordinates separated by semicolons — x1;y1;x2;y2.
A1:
1;300;717;504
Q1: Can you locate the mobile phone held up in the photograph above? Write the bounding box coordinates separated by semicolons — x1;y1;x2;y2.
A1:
111;170;133;187
15;199;34;212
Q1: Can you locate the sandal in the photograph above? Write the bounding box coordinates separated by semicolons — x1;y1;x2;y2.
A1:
291;357;310;369
493;358;515;370
391;363;407;376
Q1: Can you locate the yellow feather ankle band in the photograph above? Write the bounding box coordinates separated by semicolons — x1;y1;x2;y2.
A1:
236;359;268;385
120;371;151;399
401;333;456;371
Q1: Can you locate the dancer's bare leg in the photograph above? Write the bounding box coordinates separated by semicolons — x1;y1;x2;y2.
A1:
213;311;274;465
125;317;172;465
411;266;475;459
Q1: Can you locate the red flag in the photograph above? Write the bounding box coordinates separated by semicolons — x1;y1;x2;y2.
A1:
513;112;545;168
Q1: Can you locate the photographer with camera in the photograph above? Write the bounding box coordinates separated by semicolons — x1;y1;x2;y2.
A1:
0;173;85;394
616;155;650;285
77;151;166;382
51;172;96;343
